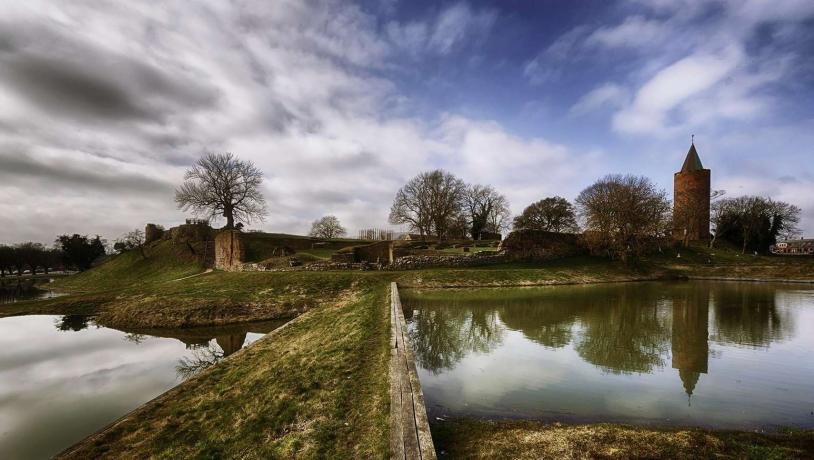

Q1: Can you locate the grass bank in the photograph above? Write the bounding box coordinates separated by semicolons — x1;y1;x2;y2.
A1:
4;240;391;329
59;278;391;459
432;419;814;459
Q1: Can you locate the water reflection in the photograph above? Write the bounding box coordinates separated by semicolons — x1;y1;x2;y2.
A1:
402;281;814;429
671;287;709;401
50;315;279;377
0;314;285;459
0;278;59;304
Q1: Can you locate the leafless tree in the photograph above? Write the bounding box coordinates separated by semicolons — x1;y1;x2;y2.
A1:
175;152;267;229
464;185;511;239
389;170;466;240
176;344;224;380
576;174;671;262
512;196;579;233
309;215;347;239
114;229;147;259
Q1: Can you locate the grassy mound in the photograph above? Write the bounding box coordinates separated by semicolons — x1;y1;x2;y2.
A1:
53;240;203;292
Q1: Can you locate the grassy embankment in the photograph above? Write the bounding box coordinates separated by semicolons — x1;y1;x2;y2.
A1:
59;277;391;459
4;238;813;458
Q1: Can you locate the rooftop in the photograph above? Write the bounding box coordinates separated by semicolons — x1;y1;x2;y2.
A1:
680;143;705;172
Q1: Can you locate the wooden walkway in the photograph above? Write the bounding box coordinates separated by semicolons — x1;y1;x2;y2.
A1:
389;282;436;460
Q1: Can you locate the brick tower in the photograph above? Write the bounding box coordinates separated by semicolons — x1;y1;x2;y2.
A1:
673;141;711;242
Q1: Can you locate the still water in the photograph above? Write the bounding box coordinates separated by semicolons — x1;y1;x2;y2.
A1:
0;315;284;459
402;281;814;430
0;278;61;304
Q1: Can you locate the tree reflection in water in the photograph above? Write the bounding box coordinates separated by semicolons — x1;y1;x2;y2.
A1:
710;283;793;347
176;344;225;379
55;314;91;332
405;294;505;374
402;282;794;387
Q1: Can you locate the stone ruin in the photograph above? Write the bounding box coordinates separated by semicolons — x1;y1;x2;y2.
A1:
214;230;245;271
499;229;584;260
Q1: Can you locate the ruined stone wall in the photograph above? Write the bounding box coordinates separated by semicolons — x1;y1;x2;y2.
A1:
168;223;214;244
499;230;583;260
144;224;164;244
330;241;394;264
673;169;711;241
353;241;394;264
215;231;245;271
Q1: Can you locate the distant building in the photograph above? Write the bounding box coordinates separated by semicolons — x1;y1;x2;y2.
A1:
771;239;814;255
673;141;711;241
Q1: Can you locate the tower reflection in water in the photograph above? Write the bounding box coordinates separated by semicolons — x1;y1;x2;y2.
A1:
404;281;793;398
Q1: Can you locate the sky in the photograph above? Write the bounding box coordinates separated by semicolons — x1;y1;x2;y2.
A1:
1;0;813;245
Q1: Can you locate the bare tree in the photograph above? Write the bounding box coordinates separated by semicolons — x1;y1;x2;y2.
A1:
113;229;147;259
464;185;511;239
175;152;267;229
707;190;727;248
576;174;671;262
309;215;347;239
512;196;579;233
389;170;466;240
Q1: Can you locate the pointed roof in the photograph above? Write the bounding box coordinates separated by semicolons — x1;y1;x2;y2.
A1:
680;143;704;172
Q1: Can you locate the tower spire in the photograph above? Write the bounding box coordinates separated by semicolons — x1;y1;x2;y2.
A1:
681;141;704;172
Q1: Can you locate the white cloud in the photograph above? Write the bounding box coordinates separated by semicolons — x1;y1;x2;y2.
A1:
570;83;629;116
429;2;497;54
523;25;591;85
386;2;497;57
586;15;670;49
612;47;743;135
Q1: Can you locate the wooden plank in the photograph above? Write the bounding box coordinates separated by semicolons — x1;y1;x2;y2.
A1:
390;287;406;460
389;282;437;460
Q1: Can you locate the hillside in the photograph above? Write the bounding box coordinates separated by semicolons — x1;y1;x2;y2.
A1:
52;239;204;292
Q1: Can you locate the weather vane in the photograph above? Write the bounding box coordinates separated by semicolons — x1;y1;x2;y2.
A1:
691;134;695;144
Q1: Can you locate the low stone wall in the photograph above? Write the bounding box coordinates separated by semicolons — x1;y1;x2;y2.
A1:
389;252;508;270
500;229;584;260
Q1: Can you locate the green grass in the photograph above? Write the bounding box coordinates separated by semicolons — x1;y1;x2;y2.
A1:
296;248;338;260
52;240;203;292
61;279;392;459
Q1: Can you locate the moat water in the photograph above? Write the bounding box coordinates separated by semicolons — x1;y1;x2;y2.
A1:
0;315;285;459
402;281;814;430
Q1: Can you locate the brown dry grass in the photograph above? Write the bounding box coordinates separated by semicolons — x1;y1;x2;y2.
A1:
432;420;814;459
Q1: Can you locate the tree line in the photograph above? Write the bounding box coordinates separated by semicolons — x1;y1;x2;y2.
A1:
166;152;802;260
388;170;510;240
49;152;791;267
385;169;801;261
0;234;106;276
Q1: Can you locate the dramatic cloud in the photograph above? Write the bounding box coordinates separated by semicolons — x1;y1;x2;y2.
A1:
0;0;812;244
